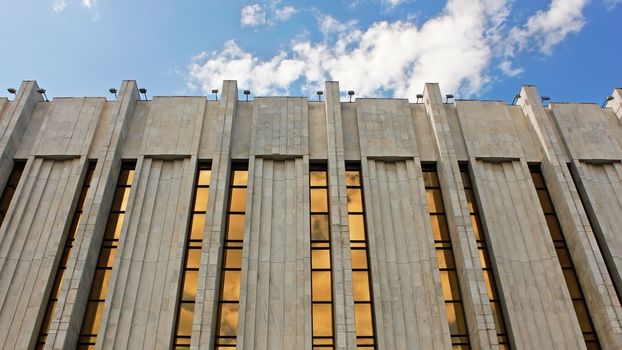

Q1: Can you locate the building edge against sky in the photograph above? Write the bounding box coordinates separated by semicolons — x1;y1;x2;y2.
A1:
0;80;622;349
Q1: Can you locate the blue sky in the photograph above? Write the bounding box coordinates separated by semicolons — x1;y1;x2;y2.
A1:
0;0;620;104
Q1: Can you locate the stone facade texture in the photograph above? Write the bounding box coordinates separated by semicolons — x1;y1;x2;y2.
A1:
0;80;621;349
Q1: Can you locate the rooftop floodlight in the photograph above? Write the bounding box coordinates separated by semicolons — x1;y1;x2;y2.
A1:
445;94;454;103
36;88;49;102
348;90;355;102
211;89;219;100
416;93;423;103
7;88;16;95
109;88;118;99
512;93;521;105
243;89;251;101
316;90;323;102
602;96;614;108
541;96;550;106
139;88;148;100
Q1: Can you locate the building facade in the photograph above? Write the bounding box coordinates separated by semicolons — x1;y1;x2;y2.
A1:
0;80;622;349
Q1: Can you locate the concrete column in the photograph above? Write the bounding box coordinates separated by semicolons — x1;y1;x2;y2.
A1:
519;85;622;349
423;83;498;349
606;88;622;120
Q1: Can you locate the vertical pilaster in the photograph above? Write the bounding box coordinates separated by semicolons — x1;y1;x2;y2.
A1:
324;81;357;349
423;83;497;349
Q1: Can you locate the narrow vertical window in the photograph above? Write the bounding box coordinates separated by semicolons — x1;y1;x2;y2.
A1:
78;161;135;349
310;165;334;349
37;162;96;349
215;164;248;349
423;164;470;349
530;165;600;349
174;162;211;348
346;164;376;349
460;163;510;349
0;160;26;226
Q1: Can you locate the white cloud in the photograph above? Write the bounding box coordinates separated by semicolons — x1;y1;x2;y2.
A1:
82;0;95;7
241;4;267;27
509;0;587;54
275;6;297;21
53;0;67;12
383;0;406;8
189;0;590;98
604;0;622;10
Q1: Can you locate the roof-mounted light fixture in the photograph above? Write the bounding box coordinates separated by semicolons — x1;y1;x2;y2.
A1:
541;96;550;106
316;90;323;102
512;94;521;105
348;90;355;102
36;88;49;102
7;88;16;95
445;94;454;103
211;89;219;101
139;88;148;100
243;89;251;101
602;96;614;108
109;88;118;99
415;94;423;103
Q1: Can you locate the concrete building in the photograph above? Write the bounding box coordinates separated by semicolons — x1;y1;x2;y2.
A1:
0;79;622;350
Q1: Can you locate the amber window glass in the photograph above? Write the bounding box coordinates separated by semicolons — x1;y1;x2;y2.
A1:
36;162;96;349
78;161;135;349
173;162;211;349
0;160;26;226
215;164;248;349
423;164;470;349
530;165;600;349
310;165;334;349
460;163;510;349
346;164;376;350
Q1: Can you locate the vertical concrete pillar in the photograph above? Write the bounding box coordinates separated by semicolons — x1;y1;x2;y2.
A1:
423;83;498;349
606;88;622;120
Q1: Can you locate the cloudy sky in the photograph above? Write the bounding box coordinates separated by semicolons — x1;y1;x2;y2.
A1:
1;0;620;103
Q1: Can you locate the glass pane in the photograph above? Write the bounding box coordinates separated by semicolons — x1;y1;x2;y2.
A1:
221;271;241;301
98;248;116;268
423;171;439;187
354;304;374;337
80;302;104;334
50;271;65;298
470;215;482;241
190;214;206;241
311;215;330;241
90;269;111;299
478;250;489;269
198;170;211;186
346;189;363;212
111;187;130;211
182;271;198;301
229;188;247;212
311;171;327;186
352;271;371;301
573;301;594;332
227;214;245;241
118;170;134;186
563;270;583;299
311;189;328;212
531;172;545;188
482;270;497;300
40;301;56;333
194;188;209;212
218;303;239;336
312;271;332;301
430;215;449;241
105;214;124;240
445;303;467;334
345;171;360;186
224;249;242;269
348;215;365;241
176;302;194;336
465;190;476;213
545;215;564;241
312;249;331;269
436;249;455;269
186;249;201;269
232;170;248;186
440;271;461;301
426;189;444;213
351;250;368;269
556;248;572;268
537;190;553;213
312;304;333;336
490;301;507;333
